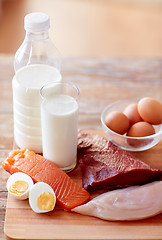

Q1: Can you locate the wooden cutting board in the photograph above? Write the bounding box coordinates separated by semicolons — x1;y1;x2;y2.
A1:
4;130;162;240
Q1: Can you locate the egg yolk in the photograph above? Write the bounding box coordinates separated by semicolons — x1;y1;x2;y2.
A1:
36;192;55;211
9;180;28;196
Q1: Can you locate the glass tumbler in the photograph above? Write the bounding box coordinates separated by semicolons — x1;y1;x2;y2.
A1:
40;82;79;172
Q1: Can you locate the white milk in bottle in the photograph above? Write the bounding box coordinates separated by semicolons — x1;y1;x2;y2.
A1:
13;13;61;153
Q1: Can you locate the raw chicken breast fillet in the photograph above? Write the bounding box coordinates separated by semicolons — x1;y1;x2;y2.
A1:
73;181;162;221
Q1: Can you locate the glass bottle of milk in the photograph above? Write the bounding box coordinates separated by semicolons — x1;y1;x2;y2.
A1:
13;12;62;153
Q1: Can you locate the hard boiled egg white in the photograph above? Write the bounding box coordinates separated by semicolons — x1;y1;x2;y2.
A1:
29;182;56;213
7;172;34;200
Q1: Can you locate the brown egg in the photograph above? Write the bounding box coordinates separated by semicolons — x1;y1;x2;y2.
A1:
105;111;129;135
123;103;143;125
138;97;162;125
127;121;155;137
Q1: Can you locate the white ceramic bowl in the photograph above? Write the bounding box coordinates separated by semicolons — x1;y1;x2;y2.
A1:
101;99;162;151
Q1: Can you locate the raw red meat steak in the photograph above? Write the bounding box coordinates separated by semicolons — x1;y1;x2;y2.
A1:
77;131;162;191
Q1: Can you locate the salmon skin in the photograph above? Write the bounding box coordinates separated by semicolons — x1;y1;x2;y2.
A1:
2;149;90;211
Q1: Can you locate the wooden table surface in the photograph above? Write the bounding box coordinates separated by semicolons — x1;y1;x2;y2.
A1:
0;54;162;240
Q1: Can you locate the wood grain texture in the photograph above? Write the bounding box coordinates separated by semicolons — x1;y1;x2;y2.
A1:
0;55;162;240
4;137;162;240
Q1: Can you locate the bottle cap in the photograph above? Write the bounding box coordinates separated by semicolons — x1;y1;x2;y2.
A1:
24;12;50;32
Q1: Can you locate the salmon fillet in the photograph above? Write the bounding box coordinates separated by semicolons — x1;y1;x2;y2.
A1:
2;149;90;211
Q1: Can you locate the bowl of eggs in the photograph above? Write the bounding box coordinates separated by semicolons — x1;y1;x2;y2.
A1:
101;97;162;151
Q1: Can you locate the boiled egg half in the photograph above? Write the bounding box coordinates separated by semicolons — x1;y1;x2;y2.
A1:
7;172;34;200
29;182;56;213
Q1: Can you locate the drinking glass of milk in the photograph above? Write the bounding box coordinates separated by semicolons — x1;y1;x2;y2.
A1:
40;82;79;172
